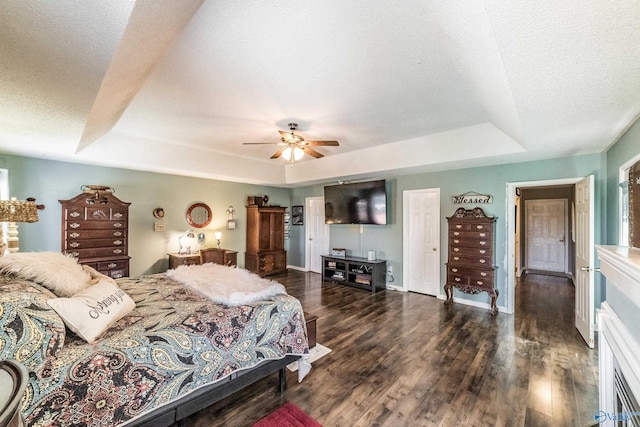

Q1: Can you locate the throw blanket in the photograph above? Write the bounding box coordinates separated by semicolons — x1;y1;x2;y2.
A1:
166;263;287;306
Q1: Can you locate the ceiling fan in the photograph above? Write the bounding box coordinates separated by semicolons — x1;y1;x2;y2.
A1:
243;123;339;161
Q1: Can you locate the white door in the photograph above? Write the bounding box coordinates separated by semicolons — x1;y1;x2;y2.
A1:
525;199;567;273
575;175;595;348
403;189;440;295
306;197;330;273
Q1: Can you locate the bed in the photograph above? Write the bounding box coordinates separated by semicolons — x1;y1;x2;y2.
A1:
0;254;310;427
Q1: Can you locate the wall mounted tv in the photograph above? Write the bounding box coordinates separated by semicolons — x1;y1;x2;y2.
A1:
324;180;388;225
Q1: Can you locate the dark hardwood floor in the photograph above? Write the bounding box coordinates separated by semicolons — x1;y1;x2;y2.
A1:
186;271;598;426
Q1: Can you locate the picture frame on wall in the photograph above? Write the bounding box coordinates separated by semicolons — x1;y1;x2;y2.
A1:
292;205;303;225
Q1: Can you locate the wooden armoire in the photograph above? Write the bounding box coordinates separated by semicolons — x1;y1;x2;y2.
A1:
59;187;130;279
245;205;287;276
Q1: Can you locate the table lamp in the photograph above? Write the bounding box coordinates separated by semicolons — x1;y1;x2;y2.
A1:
0;197;44;256
215;232;222;249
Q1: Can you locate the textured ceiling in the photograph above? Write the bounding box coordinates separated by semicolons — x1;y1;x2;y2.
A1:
1;0;639;186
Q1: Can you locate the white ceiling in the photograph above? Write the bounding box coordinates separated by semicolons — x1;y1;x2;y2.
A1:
1;1;639;186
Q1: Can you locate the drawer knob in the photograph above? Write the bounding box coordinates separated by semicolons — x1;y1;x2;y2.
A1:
108;263;117;268
114;213;123;219
479;250;486;254
453;256;460;261
113;240;123;245
70;212;80;218
481;272;487;277
114;223;123;228
451;268;458;272
70;232;80;238
453;248;459;252
453;232;460;236
479;233;486;237
479;241;486;245
112;273;123;279
71;252;79;257
456;225;462;229
479;259;486;263
70;242;80;248
113;249;123;254
477;280;484;285
455;277;461;282
477;225;483;229
113;231;123;236
453;239;459;243
70;223;80;229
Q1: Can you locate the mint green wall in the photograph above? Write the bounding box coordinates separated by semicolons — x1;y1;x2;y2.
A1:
3;148;612;311
290;153;606;309
602;118;640;342
1;155;291;276
605;118;640;245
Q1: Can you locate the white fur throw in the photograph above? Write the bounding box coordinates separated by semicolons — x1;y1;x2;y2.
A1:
0;252;91;297
166;263;287;306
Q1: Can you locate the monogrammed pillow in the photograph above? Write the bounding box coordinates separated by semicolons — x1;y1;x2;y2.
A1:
47;280;135;343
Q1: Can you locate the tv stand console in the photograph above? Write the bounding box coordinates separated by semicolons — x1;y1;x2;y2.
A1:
322;255;386;294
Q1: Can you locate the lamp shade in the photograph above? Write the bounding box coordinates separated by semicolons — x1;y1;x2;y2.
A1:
0;199;39;223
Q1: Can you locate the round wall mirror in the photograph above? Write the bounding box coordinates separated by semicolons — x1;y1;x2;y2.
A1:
186;202;212;228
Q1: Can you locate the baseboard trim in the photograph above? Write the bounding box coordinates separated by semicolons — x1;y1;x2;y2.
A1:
287;265;308;272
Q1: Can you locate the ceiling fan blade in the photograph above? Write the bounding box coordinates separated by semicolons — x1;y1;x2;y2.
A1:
302;146;324;158
243;142;282;145
270;146;288;159
306;140;339;146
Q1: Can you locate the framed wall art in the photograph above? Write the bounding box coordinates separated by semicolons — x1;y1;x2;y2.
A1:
291;205;303;225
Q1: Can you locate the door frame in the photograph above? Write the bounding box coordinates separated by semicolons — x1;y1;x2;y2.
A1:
505;177;585;314
402;187;441;294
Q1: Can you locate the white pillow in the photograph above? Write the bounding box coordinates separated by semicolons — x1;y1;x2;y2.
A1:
47;280;135;343
0;252;91;297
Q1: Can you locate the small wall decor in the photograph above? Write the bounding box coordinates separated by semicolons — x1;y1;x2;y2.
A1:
283;208;290;239
292;205;303;225
226;205;236;230
153;208;166;232
452;191;493;204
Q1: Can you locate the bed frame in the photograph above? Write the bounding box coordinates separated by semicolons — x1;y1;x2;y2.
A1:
130;355;300;427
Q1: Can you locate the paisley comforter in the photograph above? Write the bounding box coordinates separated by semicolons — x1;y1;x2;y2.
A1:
0;273;309;427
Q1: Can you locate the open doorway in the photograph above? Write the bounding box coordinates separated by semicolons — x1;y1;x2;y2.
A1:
506;176;596;347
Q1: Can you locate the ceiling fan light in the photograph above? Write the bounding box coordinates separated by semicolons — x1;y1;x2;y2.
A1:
282;146;305;161
293;146;304;161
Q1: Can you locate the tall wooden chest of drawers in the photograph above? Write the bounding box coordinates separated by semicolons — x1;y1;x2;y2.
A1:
444;207;498;315
59;190;130;279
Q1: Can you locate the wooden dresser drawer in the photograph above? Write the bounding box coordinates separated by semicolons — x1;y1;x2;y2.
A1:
65;229;126;240
449;254;492;267
64;220;126;230
65;237;126;250
449;245;492;257
65;247;128;259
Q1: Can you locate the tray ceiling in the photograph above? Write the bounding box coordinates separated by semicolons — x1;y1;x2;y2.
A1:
1;0;639;185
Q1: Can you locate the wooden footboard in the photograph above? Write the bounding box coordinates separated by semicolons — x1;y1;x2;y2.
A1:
129;355;300;427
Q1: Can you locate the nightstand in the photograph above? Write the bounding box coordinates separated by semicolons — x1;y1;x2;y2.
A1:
201;248;238;267
168;253;201;269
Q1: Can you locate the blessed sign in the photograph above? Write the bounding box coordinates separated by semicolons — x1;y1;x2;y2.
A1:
452;191;493;204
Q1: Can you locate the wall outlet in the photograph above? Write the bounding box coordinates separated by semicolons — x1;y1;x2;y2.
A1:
387;265;393;274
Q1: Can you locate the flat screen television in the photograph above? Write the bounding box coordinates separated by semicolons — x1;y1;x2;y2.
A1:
324;180;387;225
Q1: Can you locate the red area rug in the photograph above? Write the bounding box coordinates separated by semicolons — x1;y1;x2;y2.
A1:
252;402;323;427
